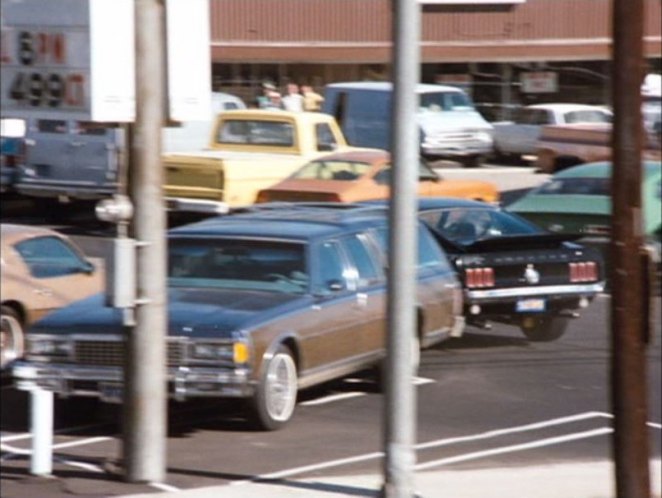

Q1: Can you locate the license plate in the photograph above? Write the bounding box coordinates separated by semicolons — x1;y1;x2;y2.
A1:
516;299;546;312
99;382;123;403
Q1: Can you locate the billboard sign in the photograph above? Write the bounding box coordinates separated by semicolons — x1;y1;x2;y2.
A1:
1;0;135;122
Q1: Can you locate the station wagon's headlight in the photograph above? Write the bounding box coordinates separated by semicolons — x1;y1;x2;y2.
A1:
190;341;250;364
28;337;73;358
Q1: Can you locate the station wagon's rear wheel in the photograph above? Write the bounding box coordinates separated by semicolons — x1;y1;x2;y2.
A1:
1;306;24;370
520;316;569;342
250;345;298;431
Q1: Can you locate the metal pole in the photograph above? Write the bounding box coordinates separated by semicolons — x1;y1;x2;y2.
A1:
124;0;168;483
30;389;53;476
610;0;651;496
381;0;420;497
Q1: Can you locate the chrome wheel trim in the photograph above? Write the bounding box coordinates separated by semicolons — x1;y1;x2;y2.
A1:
0;314;23;369
264;352;297;423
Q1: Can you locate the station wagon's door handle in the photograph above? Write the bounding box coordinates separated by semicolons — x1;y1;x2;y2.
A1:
166;166;182;172
34;288;53;297
24;139;36;146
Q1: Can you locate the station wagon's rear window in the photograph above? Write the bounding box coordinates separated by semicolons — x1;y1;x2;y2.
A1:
168;238;308;293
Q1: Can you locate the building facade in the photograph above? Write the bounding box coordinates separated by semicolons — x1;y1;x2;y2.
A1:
206;0;662;110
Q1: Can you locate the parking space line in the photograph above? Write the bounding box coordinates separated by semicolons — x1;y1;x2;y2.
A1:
415;411;609;450
229;411;647;486
300;392;365;406
415;427;613;470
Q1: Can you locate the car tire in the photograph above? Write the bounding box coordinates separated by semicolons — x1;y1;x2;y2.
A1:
249;345;298;431
520;316;569;342
1;306;25;370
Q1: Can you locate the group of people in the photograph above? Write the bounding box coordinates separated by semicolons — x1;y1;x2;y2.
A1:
255;82;324;112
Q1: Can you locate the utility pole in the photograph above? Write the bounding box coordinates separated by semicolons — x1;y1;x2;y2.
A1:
610;0;651;496
381;0;420;497
124;0;168;483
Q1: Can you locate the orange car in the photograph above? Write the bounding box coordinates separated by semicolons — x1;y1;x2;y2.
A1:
256;149;499;204
1;224;104;370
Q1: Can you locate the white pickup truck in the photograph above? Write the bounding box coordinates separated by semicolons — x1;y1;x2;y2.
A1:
491;103;613;162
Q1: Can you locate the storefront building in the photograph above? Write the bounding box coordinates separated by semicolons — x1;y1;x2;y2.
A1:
207;0;661;111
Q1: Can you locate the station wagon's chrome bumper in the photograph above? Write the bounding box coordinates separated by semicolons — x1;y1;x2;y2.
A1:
12;362;254;402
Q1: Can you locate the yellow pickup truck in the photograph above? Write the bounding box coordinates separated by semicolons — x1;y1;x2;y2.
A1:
164;109;364;208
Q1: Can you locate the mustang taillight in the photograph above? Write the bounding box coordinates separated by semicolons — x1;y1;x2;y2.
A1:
569;262;598;282
465;267;495;288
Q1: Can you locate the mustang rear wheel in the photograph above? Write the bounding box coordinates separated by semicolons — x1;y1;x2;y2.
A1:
249;345;298;431
520;316;569;342
1;306;24;370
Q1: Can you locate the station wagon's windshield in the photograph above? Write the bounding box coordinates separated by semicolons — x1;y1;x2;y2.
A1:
168;238;308;294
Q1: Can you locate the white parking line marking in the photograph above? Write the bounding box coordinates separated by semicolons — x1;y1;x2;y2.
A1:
415;411;610;450
230;451;384;486
1;423;107;443
300;392;365;406
54;457;104;473
415;427;613;470
150;482;182;492
230;411;655;486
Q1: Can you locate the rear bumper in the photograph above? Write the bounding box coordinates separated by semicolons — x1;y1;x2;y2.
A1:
466;282;605;301
464;282;605;318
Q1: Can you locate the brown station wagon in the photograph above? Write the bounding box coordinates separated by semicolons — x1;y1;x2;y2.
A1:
15;205;464;430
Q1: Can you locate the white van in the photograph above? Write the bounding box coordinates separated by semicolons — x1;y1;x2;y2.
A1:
322;82;493;166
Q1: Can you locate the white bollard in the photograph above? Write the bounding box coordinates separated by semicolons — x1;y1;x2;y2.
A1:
29;388;54;476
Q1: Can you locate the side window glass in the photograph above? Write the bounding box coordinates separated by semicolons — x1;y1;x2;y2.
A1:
317;241;346;294
342;235;382;287
418;225;450;270
373;226;451;271
315;123;338;151
14;236;88;278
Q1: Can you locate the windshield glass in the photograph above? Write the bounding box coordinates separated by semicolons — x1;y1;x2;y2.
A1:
564;110;612;124
419;208;543;245
217;120;294;147
292;160;372;180
537;177;610;196
168;238;309;294
419;91;474;112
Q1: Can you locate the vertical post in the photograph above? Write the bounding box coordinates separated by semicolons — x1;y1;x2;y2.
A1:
500;64;513;122
381;0;420;497
124;0;168;483
30;389;53;476
610;0;651;496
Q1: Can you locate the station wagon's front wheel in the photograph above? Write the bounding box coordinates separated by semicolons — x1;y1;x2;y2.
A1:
250;345;298;430
520;316;569;342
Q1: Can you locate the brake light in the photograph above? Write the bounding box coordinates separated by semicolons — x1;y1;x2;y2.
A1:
569;262;598;282
465;267;495;288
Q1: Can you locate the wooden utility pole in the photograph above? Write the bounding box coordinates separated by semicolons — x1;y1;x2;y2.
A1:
610;0;651;496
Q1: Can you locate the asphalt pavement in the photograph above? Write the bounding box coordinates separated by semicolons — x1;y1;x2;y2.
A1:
120;460;662;498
